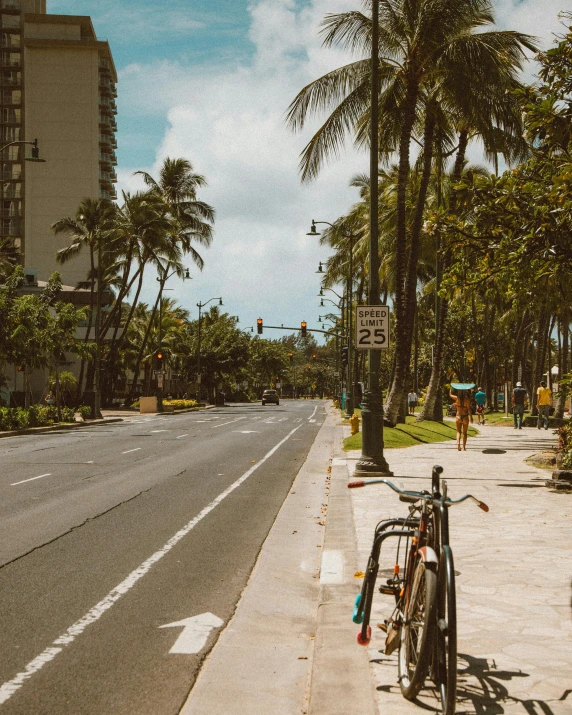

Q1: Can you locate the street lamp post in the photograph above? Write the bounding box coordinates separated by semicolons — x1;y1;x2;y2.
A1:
308;220;356;418
355;0;391;476
196;296;223;403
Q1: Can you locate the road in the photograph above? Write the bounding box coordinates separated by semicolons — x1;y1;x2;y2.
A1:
0;400;326;714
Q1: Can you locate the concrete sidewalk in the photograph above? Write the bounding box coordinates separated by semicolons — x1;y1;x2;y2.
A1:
179;410;571;715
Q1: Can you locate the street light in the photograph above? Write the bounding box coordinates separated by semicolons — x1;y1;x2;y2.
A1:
309;219;357;419
355;0;392;476
196;296;223;403
1;138;46;162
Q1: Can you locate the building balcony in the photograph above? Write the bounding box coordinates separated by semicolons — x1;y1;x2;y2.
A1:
1;0;21;9
1;15;20;28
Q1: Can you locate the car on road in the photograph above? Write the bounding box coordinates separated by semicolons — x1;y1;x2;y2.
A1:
262;389;279;406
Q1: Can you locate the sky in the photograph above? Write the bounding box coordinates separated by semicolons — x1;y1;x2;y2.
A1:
49;0;567;341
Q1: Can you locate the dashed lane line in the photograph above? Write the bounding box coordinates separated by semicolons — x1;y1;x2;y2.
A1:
211;417;247;429
10;473;52;486
122;448;141;455
0;424;302;705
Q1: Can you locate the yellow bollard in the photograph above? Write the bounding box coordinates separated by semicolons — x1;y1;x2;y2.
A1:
350;413;360;435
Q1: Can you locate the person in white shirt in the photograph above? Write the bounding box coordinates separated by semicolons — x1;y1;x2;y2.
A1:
407;390;418;415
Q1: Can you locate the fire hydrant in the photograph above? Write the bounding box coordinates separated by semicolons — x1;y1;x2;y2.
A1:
350;413;360;435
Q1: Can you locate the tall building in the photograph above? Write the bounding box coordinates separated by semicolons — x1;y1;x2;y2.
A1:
1;0;117;287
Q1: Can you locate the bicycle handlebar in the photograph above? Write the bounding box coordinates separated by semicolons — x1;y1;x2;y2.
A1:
347;478;489;512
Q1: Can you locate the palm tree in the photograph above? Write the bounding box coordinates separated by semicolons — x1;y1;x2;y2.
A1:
52;198;117;401
287;0;536;424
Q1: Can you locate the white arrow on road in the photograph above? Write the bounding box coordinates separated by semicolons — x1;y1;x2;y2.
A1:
160;612;224;654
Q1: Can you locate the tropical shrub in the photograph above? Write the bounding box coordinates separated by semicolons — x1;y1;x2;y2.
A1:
163;399;198;410
60;407;76;423
78;405;91;420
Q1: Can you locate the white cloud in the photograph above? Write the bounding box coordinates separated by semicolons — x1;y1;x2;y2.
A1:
115;0;566;336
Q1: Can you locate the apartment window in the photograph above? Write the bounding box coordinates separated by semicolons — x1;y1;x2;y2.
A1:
1;14;19;29
0;217;19;234
0;51;19;66
0;199;20;216
1;125;19;142
1;32;20;48
1;69;19;84
1;144;20;160
0;0;21;9
1;181;21;197
1;162;20;179
1;106;20;122
1;88;20;104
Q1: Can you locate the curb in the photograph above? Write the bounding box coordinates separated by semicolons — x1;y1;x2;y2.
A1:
0;417;123;439
308;407;377;715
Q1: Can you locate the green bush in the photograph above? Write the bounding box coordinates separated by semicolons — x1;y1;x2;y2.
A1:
14;407;29;429
28;404;54;427
78;405;92;420
60;407;76;423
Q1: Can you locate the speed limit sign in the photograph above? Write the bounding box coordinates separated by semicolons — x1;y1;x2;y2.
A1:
355;306;390;349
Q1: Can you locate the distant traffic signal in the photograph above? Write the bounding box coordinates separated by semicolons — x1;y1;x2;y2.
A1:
289;352;294;364
341;346;349;366
301;321;307;337
257;318;263;334
154;350;164;370
312;354;317;361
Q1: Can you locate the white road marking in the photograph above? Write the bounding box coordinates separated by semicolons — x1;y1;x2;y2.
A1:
0;423;302;705
122;448;141;455
87;461;94;464
309;419;316;423
309;406;318;420
150;430;169;433
10;473;51;486
233;431;259;434
176;434;188;439
211;417;247;428
160;613;224;654
320;550;345;584
294;418;303;423
279;418;288;422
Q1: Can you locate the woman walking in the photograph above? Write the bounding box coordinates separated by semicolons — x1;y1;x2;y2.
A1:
450;387;473;451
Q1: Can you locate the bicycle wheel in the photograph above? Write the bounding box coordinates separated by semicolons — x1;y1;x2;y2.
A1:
398;558;437;699
436;545;457;714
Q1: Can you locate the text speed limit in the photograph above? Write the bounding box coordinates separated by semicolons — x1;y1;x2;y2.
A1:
355;306;390;349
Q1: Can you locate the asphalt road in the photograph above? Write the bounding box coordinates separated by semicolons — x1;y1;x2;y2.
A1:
0;400;327;714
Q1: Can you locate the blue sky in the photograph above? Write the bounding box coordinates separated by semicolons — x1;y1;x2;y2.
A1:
48;0;566;340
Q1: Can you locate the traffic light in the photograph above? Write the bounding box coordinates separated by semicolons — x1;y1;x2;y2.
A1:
257;318;263;334
312;354;317;361
301;321;307;337
155;350;164;370
289;352;294;364
341;346;349;366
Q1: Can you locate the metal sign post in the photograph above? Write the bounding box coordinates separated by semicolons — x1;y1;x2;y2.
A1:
355;306;390;349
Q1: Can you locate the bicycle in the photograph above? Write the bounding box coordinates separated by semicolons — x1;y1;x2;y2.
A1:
348;465;489;714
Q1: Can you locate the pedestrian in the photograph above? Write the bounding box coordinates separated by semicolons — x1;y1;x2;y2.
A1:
474;386;486;425
44;390;55;406
512;381;526;429
536;380;552;430
407;389;418;415
449;387;473;451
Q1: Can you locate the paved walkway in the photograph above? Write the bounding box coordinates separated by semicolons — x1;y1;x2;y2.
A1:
177;411;571;715
347;423;572;715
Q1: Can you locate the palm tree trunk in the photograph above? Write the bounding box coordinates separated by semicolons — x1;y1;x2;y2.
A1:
126;283;163;402
387;105;434;424
555;305;568;418
417;129;469;422
386;79;419;424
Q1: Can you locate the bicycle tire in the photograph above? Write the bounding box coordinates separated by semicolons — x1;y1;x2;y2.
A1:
398;559;437;699
436;545;457;714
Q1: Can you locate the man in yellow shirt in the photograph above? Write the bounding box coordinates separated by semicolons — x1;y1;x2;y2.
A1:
537;380;552;430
